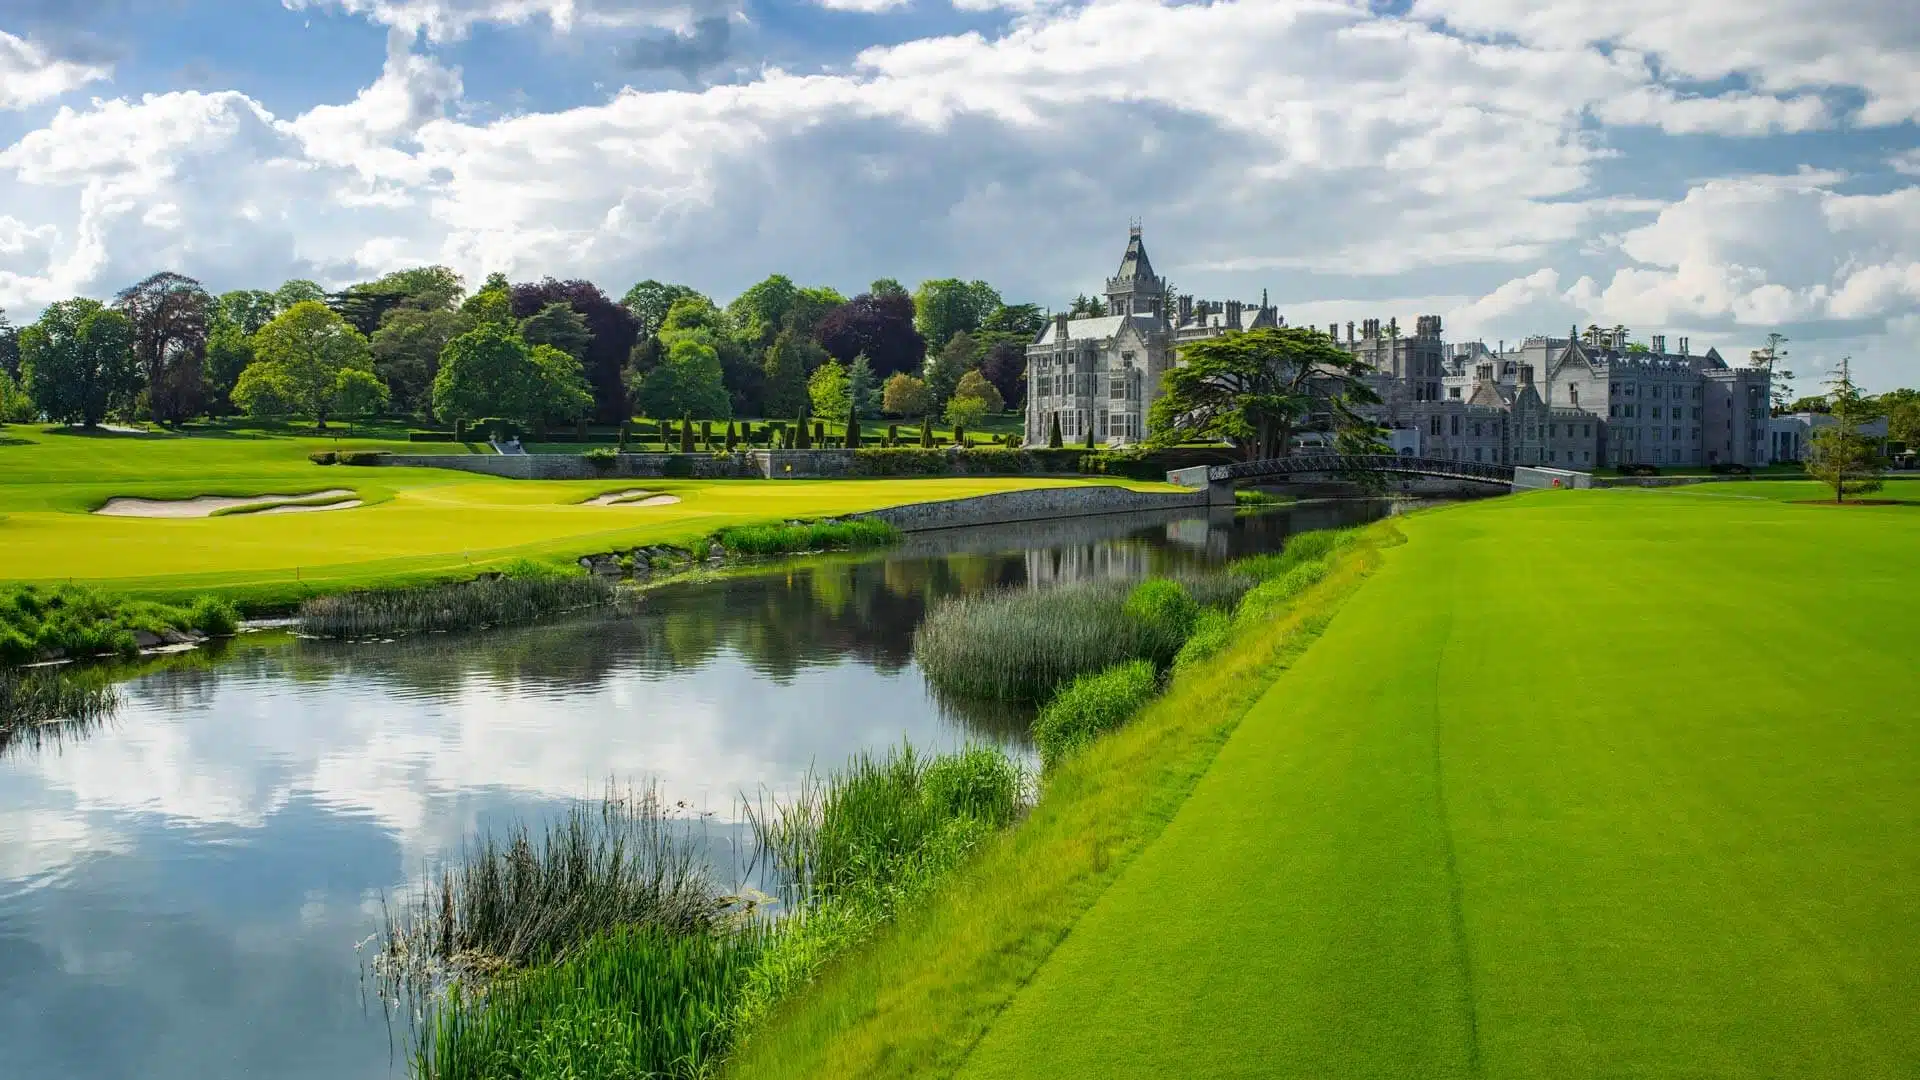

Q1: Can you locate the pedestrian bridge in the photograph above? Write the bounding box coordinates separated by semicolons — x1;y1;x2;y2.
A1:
1168;454;1589;498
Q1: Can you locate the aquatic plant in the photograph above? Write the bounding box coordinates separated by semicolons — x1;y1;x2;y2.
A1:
297;565;614;639
912;582;1141;703
1032;660;1159;764
378;784;720;990
713;519;901;557
415;924;767;1080
0;667;120;755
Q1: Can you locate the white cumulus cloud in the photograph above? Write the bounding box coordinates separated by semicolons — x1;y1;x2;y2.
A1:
0;30;110;110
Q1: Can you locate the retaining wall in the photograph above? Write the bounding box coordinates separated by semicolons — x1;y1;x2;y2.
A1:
863;484;1207;533
379;453;759;479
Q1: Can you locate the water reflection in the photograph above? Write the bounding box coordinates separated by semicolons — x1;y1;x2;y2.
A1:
0;500;1400;1080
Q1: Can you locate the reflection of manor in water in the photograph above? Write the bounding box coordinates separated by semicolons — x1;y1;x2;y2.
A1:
1024;540;1160;588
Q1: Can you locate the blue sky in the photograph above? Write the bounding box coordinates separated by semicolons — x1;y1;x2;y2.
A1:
1;0;1916;392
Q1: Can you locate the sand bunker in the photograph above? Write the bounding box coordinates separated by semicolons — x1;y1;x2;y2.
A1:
95;489;356;518
254;498;364;514
586;490;682;507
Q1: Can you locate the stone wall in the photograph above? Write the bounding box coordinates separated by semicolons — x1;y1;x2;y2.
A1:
864;484;1206;533
1513;466;1594;490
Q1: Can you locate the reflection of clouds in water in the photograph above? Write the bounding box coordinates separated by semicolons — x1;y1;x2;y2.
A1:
0;502;1396;1080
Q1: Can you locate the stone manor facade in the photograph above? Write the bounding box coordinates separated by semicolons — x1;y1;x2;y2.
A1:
1027;229;1775;468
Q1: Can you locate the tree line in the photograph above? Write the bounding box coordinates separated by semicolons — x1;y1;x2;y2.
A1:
0;268;1044;432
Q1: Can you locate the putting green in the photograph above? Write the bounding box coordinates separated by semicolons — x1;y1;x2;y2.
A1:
0;426;1154;605
958;490;1920;1078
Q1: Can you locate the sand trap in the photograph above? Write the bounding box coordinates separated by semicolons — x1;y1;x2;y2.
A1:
254;498;364;514
95;489;355;518
586;490;682;507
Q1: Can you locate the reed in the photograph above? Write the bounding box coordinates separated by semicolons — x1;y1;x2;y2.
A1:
415;924;767;1080
912;582;1141;703
298;563;615;639
1;582;237;665
377;784;721;995
0;667;120;755
713;518;901;557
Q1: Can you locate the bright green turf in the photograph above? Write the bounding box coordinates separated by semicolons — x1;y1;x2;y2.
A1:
0;425;1154;605
1667;475;1920;504
957;490;1920;1079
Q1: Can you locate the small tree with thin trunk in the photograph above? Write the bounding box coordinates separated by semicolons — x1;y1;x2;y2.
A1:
1805;357;1883;503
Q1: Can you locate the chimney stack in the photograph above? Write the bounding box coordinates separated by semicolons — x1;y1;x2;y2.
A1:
1652;334;1666;354
1679;336;1689;356
1519;363;1535;388
1346;320;1355;343
1054;312;1070;341
1226;300;1243;329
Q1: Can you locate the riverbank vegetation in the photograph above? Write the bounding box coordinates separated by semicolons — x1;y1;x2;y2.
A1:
296;561;619;639
714;518;900;557
727;522;1388;1077
384;745;1028;1080
0;582;237;665
0;666;121;754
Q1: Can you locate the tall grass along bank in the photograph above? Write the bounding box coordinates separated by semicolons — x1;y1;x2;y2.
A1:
389;743;1027;1080
298;561;617;639
0;666;120;755
727;523;1386;1079
714;518;901;558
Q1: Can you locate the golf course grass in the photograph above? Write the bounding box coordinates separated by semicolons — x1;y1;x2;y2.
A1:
733;489;1918;1079
0;425;1153;608
953;490;1919;1078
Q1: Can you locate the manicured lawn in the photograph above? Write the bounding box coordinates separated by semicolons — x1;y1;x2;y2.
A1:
952;490;1920;1078
1674;475;1920;504
0;425;1150;607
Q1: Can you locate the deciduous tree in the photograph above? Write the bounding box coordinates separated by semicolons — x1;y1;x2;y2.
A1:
808;359;850;425
432;323;546;424
370;308;471;416
621;280;705;340
115;271;212;425
913;278;1001;353
273;279;327;313
925;331;978;411
19;299;139;428
762;329;823;419
632;337;730;420
815;290;926;379
248;300;377;429
882;372;929;418
510;278;638;423
1148;326;1378;461
950;368;1004;414
520;302;592;362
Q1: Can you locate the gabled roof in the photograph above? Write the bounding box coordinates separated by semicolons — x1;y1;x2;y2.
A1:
1033;313;1163;346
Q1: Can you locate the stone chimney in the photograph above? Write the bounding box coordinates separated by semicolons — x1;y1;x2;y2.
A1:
1388;316;1399;338
1054;312;1070;341
1346;320;1355;343
1518;362;1535;388
1679;336;1689;356
1226;300;1243;329
1178;294;1193;325
1652;334;1666;354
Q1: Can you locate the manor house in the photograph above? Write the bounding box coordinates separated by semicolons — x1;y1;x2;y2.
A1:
1028;228;1774;468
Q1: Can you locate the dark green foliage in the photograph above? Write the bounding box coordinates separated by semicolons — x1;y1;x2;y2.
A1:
920;416;933;448
846;399;861;448
813;421;825;446
713;519;900;557
617;422;629;451
795;408;811;449
660;455;695;478
679;415;695;453
921;746;1023;828
953;424;965;446
309;450;337;465
1047;412;1063;448
1032;660;1158;764
1084;423;1096;450
1172;608;1233;671
582;446;618;469
297;565;614;638
725;421;738;452
338;450;389;466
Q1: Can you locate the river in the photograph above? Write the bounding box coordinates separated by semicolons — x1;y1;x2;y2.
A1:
0;499;1404;1079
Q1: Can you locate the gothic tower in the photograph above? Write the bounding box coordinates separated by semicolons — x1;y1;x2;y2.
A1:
1105;224;1168;320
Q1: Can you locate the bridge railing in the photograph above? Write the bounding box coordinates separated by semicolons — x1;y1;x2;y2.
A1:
1209;454;1517;484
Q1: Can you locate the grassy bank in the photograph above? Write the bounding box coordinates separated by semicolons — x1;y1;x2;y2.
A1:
725;522;1392;1078
0;425;1167;608
0;582;237;664
952;489;1920;1077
